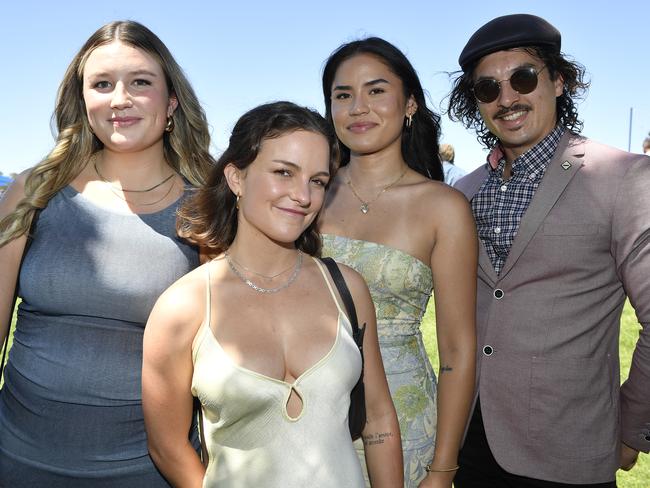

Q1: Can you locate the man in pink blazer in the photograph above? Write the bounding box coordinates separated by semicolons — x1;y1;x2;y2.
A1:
447;14;650;487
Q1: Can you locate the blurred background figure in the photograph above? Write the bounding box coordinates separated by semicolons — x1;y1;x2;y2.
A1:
643;132;650;155
0;173;13;196
439;144;467;186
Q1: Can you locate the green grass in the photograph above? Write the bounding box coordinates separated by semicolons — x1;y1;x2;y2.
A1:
3;301;648;485
0;303;19;388
422;299;648;487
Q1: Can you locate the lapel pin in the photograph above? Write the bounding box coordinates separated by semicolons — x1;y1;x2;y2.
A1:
561;161;572;170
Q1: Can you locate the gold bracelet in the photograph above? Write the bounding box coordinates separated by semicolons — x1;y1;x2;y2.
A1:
425;464;460;472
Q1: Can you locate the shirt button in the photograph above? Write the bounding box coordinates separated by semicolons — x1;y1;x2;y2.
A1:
494;227;501;234
483;345;494;356
500;185;508;192
494;289;504;299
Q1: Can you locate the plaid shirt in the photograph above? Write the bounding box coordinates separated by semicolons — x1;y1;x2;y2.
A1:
472;125;565;275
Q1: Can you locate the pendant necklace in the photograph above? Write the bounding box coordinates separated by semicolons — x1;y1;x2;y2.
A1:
346;168;407;214
225;250;303;293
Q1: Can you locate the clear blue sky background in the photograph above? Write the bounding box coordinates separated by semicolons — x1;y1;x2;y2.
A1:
2;0;648;176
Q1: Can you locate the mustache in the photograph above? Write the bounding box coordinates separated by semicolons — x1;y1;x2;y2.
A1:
494;104;531;118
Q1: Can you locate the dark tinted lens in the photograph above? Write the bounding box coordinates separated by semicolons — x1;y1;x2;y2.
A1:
509;68;538;95
473;79;500;103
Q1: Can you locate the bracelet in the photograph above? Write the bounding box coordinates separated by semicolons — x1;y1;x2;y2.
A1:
425;464;460;473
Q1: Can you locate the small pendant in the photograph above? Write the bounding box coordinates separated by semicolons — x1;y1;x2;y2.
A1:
360;203;369;214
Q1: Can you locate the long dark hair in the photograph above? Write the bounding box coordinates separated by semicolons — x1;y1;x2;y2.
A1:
177;101;340;256
322;37;443;181
447;46;589;149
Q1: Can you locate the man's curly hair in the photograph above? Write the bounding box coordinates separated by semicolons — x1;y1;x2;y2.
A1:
447;46;590;149
643;133;650;153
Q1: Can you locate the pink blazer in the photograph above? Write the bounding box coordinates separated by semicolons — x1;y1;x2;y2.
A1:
455;132;650;484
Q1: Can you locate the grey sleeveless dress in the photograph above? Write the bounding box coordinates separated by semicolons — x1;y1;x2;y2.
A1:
0;185;199;487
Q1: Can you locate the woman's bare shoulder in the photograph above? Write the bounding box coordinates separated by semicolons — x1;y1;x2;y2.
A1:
148;263;211;336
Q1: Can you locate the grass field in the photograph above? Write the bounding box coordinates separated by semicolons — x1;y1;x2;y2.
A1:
422;299;648;487
3;301;648;485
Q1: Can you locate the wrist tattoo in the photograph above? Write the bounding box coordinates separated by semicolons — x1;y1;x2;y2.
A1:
440;364;453;374
362;431;394;446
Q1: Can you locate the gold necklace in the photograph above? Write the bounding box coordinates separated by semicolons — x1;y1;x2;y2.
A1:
93;157;175;193
346;168;407;214
92;155;177;207
106;178;176;207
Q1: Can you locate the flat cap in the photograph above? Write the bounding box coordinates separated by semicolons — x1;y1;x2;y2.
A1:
459;14;561;72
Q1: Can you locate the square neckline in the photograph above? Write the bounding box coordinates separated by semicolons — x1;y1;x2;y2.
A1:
321;233;432;271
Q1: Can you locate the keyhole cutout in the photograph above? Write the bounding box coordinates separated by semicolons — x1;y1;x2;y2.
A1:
285;385;304;420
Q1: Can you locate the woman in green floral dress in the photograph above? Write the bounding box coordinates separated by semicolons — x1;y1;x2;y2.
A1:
320;38;477;488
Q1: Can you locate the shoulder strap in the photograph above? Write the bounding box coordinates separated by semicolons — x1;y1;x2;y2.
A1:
319;257;365;348
197;403;209;467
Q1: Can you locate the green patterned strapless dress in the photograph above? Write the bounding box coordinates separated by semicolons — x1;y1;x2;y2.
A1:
321;234;437;488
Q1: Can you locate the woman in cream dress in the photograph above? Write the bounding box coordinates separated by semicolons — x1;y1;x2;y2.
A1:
142;102;403;487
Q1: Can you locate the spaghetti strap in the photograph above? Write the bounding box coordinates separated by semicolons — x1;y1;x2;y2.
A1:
191;263;213;360
205;263;212;325
313;257;348;322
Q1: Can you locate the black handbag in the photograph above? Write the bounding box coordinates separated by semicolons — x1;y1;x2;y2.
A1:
1;210;39;383
320;257;366;441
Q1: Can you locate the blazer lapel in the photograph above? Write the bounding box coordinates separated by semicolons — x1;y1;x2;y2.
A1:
498;132;585;279
478;245;498;285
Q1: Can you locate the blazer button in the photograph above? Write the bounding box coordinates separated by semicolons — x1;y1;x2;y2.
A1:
483;345;494;356
493;289;504;299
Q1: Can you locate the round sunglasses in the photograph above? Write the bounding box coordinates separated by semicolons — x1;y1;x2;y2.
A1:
471;66;547;104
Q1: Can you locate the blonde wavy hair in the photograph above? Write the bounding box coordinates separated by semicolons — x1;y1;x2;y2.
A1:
0;20;215;246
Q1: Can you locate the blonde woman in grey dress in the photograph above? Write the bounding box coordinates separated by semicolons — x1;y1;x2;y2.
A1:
142;102;403;487
0;21;213;486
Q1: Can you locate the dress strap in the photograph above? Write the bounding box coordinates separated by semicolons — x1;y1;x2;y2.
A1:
191;263;213;361
205;262;212;326
313;257;348;320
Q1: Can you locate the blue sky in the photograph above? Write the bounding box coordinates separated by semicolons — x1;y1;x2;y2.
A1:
2;0;648;176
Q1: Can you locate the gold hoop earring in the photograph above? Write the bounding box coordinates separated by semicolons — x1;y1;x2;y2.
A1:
406;114;413;128
236;194;240;209
165;116;174;133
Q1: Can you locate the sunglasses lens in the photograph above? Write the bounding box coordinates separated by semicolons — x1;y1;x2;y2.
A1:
510;68;538;95
473;80;500;103
472;67;542;103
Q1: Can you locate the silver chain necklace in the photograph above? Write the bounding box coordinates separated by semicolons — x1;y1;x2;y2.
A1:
224;250;303;293
226;253;296;280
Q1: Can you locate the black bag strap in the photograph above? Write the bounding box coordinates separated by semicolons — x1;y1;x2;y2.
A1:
1;210;40;382
319;257;365;350
197;401;209;467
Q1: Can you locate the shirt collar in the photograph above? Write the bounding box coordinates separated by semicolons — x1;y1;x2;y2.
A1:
486;125;566;178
